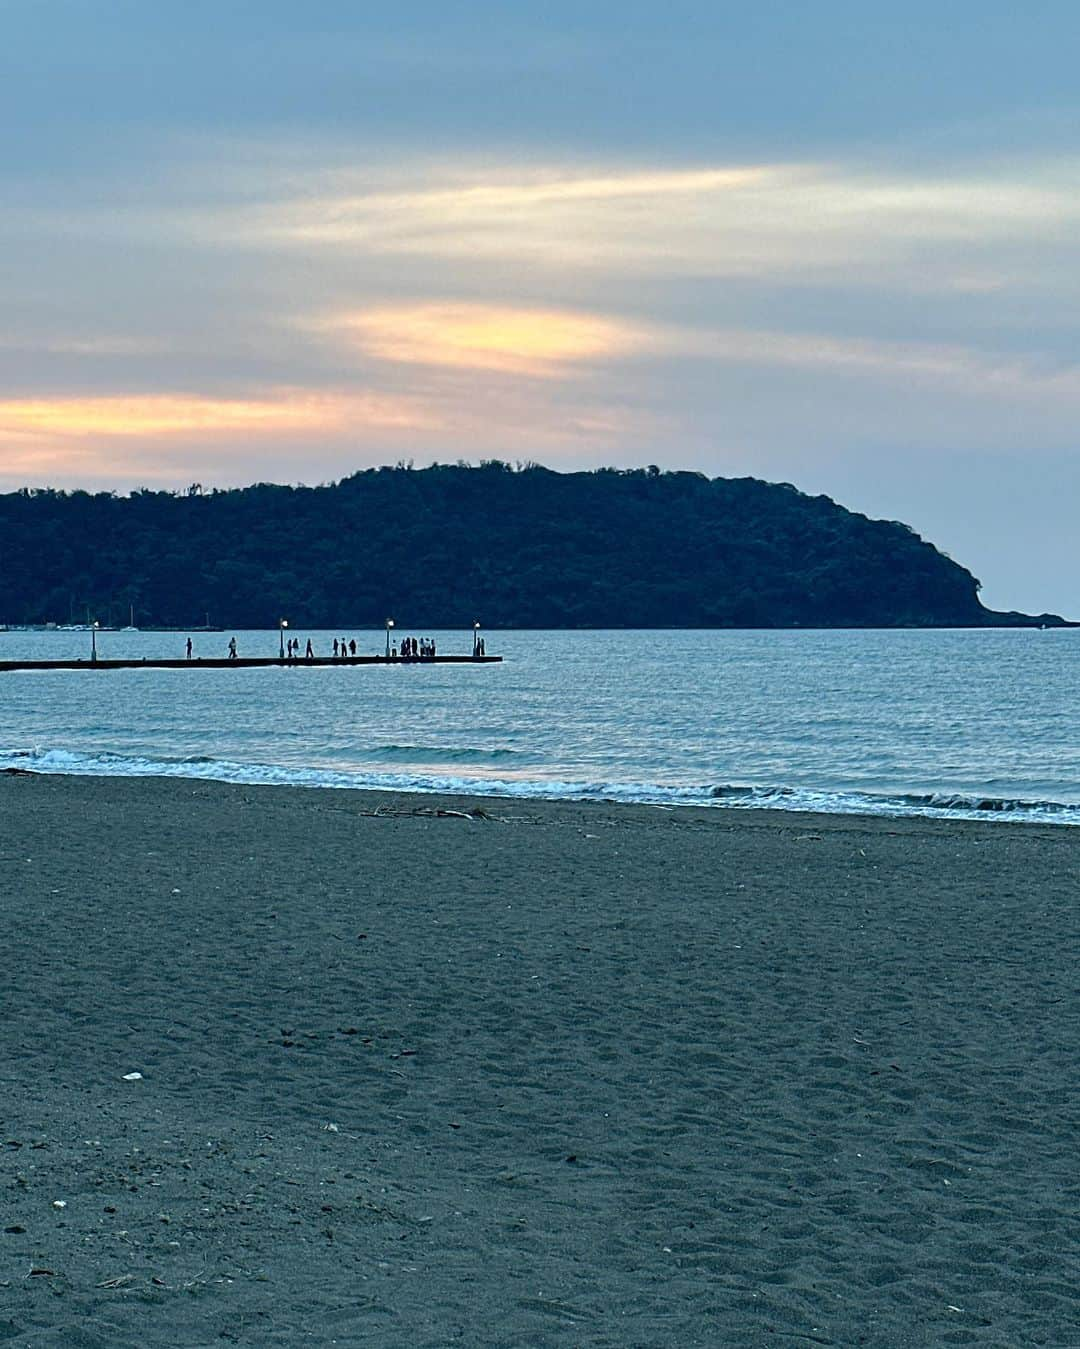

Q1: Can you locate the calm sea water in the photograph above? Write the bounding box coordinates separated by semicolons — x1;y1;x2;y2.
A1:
0;627;1077;824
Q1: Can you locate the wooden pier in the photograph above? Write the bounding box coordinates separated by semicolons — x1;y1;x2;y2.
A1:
0;655;502;673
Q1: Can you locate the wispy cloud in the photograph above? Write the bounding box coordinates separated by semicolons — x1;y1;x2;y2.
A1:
232;155;1080;289
278;164;775;240
26;152;1077;294
324;302;645;376
0;334;170;357
6;143;1080;517
0;390;428;440
313;293;1080;405
672;327;1080;401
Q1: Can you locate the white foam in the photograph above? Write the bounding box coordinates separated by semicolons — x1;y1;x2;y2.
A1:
2;747;1077;825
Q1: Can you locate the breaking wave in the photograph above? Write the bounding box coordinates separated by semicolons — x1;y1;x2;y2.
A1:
363;744;523;764
2;747;1077;825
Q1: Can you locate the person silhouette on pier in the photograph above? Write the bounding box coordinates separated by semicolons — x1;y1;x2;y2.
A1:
305;639;314;660
228;637;237;660
186;637;193;660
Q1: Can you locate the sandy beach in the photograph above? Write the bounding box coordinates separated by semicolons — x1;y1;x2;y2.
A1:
0;772;1078;1346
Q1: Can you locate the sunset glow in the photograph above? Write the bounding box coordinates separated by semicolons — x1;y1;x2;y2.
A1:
0;392;428;439
337;304;643;376
3;4;1080;610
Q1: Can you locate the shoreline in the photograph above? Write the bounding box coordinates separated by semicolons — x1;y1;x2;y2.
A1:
3;761;1078;829
19;770;1080;826
2;772;1078;1345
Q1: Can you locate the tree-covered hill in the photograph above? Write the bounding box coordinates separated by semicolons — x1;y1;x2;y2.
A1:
0;463;1067;628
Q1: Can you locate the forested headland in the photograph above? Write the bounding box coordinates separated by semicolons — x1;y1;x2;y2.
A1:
0;462;1068;629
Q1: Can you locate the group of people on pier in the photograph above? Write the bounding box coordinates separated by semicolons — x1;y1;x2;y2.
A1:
284;637;363;660
199;635;450;660
393;636;436;659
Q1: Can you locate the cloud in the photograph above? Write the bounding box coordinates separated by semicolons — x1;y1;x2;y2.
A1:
672;327;1080;401
315;294;1080;407
0;389;439;488
278;164;774;241
231;154;1080;291
326;302;645;376
29;150;1077;294
5;140;1080;527
0;390;428;440
0;334;169;357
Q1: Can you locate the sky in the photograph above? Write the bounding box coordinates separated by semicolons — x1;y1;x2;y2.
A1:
2;2;1079;616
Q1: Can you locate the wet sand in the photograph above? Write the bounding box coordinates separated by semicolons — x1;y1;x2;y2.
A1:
0;772;1078;1347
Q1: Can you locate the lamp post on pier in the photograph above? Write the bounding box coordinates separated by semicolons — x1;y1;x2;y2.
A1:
385;618;394;659
279;618;289;660
472;621;481;657
90;620;100;663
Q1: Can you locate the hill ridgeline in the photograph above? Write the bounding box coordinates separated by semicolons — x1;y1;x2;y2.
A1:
0;463;1067;629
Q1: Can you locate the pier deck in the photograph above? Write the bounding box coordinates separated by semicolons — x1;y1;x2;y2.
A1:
0;655;502;673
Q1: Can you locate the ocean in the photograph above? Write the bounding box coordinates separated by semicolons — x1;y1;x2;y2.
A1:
1;627;1077;824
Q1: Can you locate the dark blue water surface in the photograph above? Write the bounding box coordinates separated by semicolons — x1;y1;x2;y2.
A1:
1;627;1077;823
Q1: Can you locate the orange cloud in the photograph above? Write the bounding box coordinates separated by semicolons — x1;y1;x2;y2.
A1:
0;391;429;439
334;303;644;376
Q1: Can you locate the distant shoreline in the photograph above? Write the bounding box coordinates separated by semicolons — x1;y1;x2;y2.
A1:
3;621;1077;632
2;466;1072;630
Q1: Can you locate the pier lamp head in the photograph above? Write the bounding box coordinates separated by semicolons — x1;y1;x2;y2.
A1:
387;618;394;629
280;618;288;628
474;621;480;629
